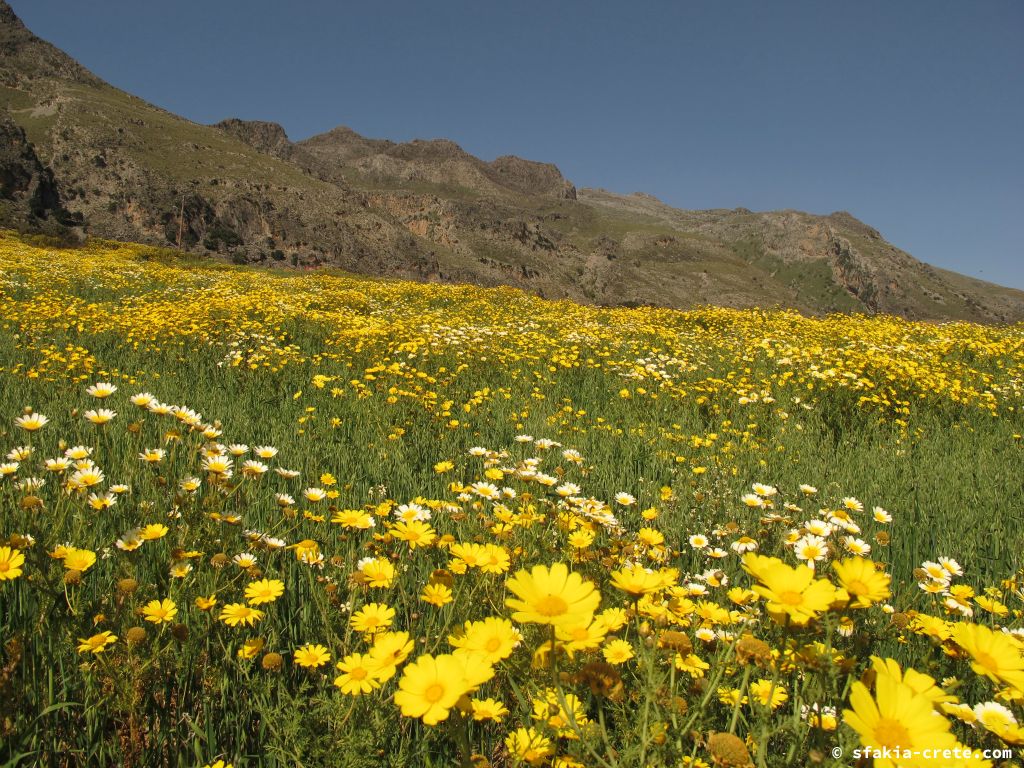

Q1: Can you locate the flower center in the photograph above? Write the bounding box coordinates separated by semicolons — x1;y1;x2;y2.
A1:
778;590;804;606
485;637;502;652
350;667;367;680
535;595;569;617
874;717;911;749
847;579;868;595
979;712;1011;729
424;682;446;703
974;651;999;674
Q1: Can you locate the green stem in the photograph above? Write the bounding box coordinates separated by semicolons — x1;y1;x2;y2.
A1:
454;710;473;768
549;623;558;689
729;666;752;734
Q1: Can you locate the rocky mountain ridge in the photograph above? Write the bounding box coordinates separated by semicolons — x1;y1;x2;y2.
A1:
1;0;1022;322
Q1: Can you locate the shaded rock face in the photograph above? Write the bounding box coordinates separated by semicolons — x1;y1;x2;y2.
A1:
0;109;76;231
0;111;58;213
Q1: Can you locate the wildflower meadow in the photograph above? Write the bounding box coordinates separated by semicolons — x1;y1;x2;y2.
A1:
1;231;1023;767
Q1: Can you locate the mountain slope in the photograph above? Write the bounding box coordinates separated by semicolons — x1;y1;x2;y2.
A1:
1;0;1021;322
0;1;436;276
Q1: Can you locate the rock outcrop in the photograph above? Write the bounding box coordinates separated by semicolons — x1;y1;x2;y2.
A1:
0;109;77;233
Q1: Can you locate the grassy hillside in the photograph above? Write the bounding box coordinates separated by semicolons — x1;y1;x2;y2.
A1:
1;231;1023;766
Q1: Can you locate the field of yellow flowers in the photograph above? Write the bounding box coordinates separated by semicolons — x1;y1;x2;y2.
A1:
1;230;1024;767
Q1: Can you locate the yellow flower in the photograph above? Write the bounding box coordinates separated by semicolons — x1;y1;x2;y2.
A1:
62;548;97;573
449;542;485;568
358;557;395;588
394;652;493;725
909;613;952;642
367;630;415;677
953;622;1024;693
531;687;589;737
504;726;553;766
567;529;595;549
331;509;375;529
293;643;331;669
727;587;759;606
610;565;677;597
718;687;742;706
448;617;520;664
350;602;395;635
602;639;635;665
470;697;509;722
333;652;385;695
675;653;710;678
420;582;453;607
597;607;629;631
237;637;264;660
244;578;284;606
975;596;1009;617
505;563;600;628
219;603;265;628
832;558;891;608
292;540;321;564
390;519;437;549
746;679;788;709
0;546;26;581
637;527;664;546
77;630;117;654
843;673;959;765
742;553;844;625
142;598;178;624
195;595;217;611
870;657;957;707
556;617;609;654
479;544;510;574
138;524;169;541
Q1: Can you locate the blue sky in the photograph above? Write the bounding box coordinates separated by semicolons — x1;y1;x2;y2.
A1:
12;0;1024;288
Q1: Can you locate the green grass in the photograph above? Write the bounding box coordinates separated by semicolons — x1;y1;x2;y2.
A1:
1;232;1023;767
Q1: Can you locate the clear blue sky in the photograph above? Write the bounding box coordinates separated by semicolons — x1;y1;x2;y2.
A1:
12;0;1024;288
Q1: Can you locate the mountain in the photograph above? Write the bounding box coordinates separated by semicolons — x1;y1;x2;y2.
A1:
0;1;436;277
2;0;1022;322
